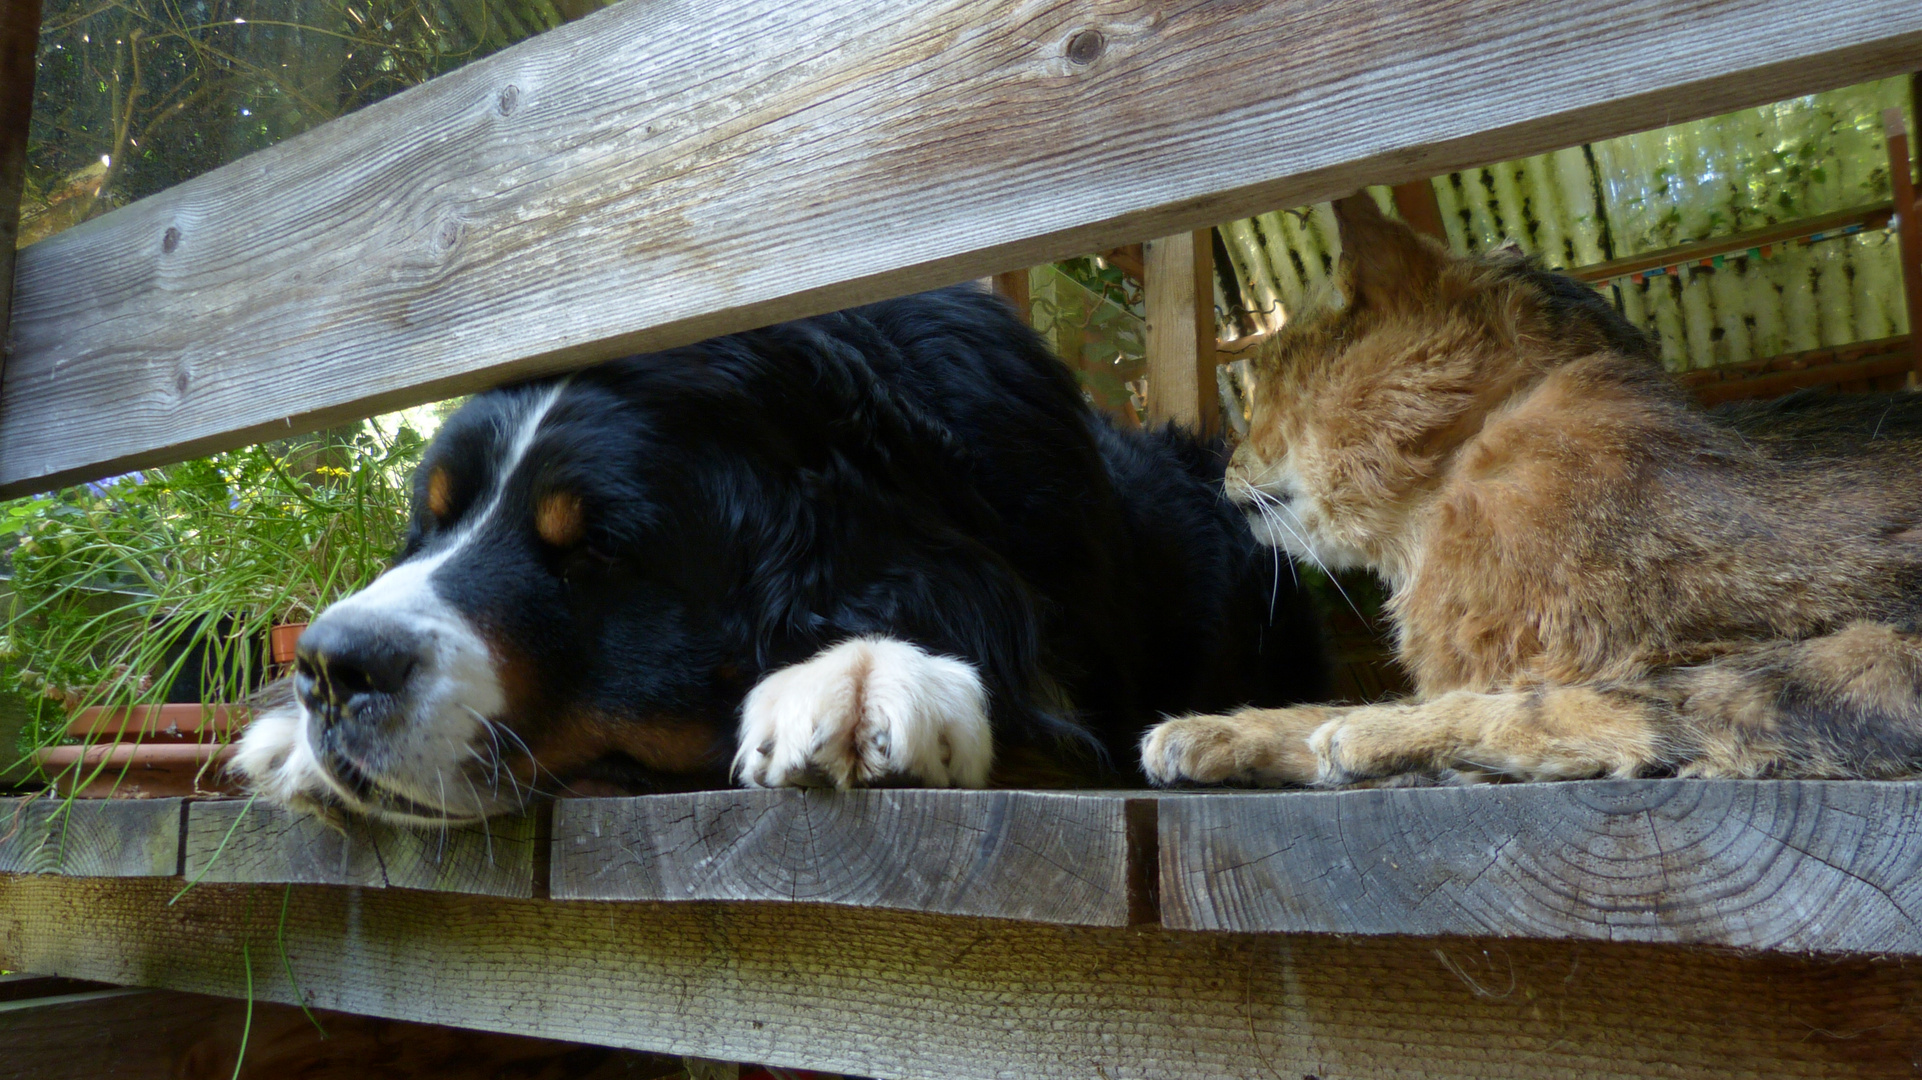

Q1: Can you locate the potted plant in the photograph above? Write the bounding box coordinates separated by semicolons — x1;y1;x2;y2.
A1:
1;416;430;800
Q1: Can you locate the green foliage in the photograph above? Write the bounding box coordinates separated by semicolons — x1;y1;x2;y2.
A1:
1030;261;1147;420
24;0;615;244
0;421;427;761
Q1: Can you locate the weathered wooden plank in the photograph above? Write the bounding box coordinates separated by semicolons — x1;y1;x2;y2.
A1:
1159;779;1922;954
182;799;537;897
7;875;1922;1079
1143;229;1218;434
1392;179;1448;241
0;983;685;1080
1688;339;1915;404
9;2;1922;494
553;789;1133;925
0;0;41;354
1569;201;1895;282
1886;109;1922;381
990;269;1031;322
0;973;115;1002
0;797;181;877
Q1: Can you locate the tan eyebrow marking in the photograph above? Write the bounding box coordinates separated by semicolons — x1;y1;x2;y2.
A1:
536;490;585;548
426;467;454;519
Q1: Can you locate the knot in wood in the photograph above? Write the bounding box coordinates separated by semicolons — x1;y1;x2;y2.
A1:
1066;29;1104;65
497;85;520;116
162;226;180;254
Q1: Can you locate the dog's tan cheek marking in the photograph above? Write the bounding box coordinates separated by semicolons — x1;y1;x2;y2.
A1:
426;466;454;519
537;491;584;548
528;712;724;779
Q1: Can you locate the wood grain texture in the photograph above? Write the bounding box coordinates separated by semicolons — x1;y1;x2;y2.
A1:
0;0;42;354
990;269;1031;322
9;1;1922;494
1885;109;1922;380
0;797;181;877
1143;229;1218;434
8;875;1922;1079
0;984;685;1080
553;789;1131;925
1391;179;1447;240
1569;201;1895;281
1687;338;1915;404
1159;779;1922;954
183;799;537;897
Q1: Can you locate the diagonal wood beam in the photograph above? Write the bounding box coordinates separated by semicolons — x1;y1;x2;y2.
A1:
5;0;1922;494
0;0;42;374
1889;108;1922;381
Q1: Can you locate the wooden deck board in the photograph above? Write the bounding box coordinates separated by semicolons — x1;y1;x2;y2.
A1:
183;799;539;897
551;789;1137;925
9;782;1913;954
0;797;181;878
1158;780;1922;954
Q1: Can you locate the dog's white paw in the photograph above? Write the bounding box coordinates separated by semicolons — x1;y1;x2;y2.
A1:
734;637;992;789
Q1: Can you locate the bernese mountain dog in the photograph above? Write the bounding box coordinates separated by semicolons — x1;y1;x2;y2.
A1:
235;286;1327;822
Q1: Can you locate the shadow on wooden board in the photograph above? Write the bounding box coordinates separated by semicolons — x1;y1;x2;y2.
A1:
0;975;684;1080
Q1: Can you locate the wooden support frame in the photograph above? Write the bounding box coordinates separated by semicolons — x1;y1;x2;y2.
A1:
9;782;1922;1077
6;1;1922;494
1143;229;1218;434
8;876;1922;1079
1569;201;1896;282
989;270;1031;323
6;781;1922;950
1887;108;1922;380
0;978;685;1078
1391;179;1448;241
1682;335;1915;403
0;0;42;360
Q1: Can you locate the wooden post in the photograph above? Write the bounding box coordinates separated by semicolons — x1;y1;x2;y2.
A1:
989;269;1030;325
1101;243;1145;282
1886;108;1922;382
1391;179;1448;241
0;0;42;367
1143;229;1218;434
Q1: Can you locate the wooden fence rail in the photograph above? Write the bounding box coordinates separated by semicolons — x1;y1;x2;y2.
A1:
5;0;1922;495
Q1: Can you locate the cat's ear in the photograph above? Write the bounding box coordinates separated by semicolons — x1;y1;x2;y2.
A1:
1333;193;1450;312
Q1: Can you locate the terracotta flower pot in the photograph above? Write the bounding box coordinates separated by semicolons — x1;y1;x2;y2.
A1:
35;742;238;799
62;702;247;743
270;622;306;667
37;622;303;799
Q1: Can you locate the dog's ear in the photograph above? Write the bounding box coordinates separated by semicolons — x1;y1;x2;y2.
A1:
1333;192;1450;313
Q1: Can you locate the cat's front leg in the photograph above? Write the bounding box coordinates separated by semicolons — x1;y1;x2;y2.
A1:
1310;687;1667;785
1140;705;1354;786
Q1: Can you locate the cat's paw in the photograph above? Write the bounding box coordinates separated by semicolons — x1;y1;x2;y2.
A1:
1140;706;1345;786
733;637;991;789
1308;708;1440;786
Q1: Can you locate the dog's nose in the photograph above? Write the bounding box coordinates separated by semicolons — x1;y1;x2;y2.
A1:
294;618;422;716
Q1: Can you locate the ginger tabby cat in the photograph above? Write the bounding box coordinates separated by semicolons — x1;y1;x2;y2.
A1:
1142;194;1922;787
